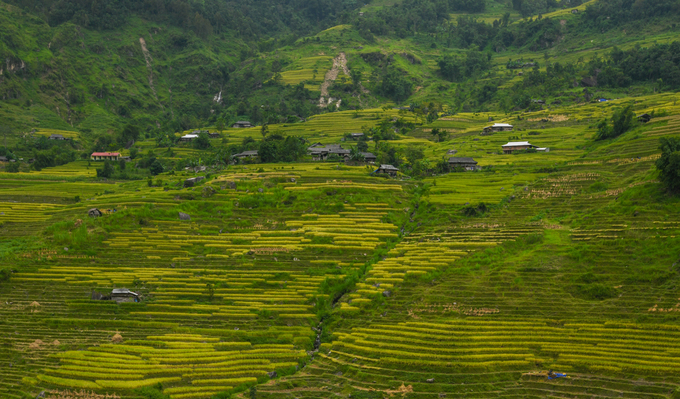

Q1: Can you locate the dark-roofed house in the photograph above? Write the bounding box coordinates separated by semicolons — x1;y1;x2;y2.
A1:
349;133;365;140
232;150;259;161
362;152;377;163
0;156;8;162
209;132;221;138
448;157;480;171
49;134;68;140
375;164;399;177
308;145;350;161
111;288;140;303
232;121;254;128
91;152;120;161
637;113;652;123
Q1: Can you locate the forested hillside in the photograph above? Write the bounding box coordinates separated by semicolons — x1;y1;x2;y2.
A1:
2;0;680;143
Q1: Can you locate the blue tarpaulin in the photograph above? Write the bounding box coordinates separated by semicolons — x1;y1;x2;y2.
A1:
548;373;567;380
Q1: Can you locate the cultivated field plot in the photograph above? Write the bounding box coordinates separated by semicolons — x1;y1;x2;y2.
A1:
256;319;680;398
1;93;680;399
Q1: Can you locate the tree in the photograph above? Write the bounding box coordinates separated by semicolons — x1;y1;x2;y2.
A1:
119;124;140;146
193;132;211;149
205;283;215;302
96;161;114;178
657;137;680;194
357;140;369;152
5;162;20;173
349;146;365;162
149;160;164;175
595;105;635;140
259;140;277;163
216;118;225;134
261;124;269;139
611;105;635;137
430;128;448;143
378;67;413;103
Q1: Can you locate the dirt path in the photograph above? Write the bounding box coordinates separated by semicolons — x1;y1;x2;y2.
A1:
139;38;158;100
319;52;350;108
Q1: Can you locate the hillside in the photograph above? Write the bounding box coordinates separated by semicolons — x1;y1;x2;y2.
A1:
1;0;680;399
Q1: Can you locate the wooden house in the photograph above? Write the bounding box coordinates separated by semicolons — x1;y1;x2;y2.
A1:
375;164;399;177
483;123;514;133
232;150;259;160
232;121;254;128
91;152;120;161
362;152;377;164
308;145;350;161
49;134;68;140
110;288;140;303
349;133;365;141
448;157;479;171
502;142;536;154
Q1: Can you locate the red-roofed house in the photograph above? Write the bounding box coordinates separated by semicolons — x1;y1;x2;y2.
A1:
91;152;120;161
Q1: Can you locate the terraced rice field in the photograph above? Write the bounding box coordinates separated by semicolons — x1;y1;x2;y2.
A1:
1;93;680;398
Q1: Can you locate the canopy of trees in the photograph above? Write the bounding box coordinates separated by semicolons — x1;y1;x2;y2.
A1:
7;0;363;39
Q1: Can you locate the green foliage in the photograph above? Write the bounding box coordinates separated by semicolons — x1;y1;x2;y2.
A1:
96;161;114;178
375;67;413;103
5;161;20;173
0;268;12;284
192;132;211;150
430;128;448;143
583;0;680;31
463;202;488;217
438;51;492;82
595;106;635;140
657;136;680;194
135;383;171;399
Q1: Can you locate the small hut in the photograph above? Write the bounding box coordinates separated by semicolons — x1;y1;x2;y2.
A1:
375;164;399;177
448;157;480;171
88;208;103;217
110;288;140;303
637;113;652;123
232;121;254;128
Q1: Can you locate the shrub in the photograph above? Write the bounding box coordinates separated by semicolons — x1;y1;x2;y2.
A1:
5;161;20;173
0;268;12;283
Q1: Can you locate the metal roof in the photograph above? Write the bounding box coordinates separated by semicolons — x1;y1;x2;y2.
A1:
91;152;120;157
181;134;199;139
502;142;533;147
380;164;399;171
233;150;259;157
448;157;478;164
112;288;139;296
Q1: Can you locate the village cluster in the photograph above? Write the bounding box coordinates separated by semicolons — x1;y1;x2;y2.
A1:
86;122;549;178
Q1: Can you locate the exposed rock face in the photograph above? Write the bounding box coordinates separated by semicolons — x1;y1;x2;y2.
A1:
179;212;191;221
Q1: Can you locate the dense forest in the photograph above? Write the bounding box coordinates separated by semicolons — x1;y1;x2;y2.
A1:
5;0;363;39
